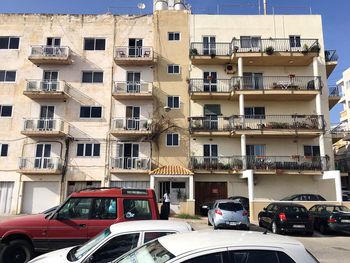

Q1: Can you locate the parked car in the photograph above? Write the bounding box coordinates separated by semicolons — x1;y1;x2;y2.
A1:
258;202;313;236
113;230;320;263
207;200;249;229
281;194;326;201
309;204;350;234
199;196;249;216
342;190;350;201
0;187;159;263
28;220;192;263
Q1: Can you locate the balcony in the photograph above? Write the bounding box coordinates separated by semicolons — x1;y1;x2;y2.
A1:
190;156;243;172
112;81;153;100
189;115;324;137
111;118;152;138
23;80;69;100
28;46;72;65
246;156;325;173
21;118;68;137
340;110;348;122
330;124;350;143
335;158;350;173
328;85;342;110
189;76;321;101
110;157;150;173
18;157;63;175
114;47;155;65
325;50;338;77
190;38;320;66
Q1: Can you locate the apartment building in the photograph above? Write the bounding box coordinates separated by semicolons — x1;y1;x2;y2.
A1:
0;0;343;218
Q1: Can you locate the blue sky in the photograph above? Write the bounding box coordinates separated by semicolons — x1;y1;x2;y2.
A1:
1;0;348;123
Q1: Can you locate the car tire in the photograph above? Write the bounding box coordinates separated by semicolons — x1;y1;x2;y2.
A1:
213;222;218;230
319;224;328;235
208;219;212;226
258;217;263;227
0;239;34;263
271;221;280;234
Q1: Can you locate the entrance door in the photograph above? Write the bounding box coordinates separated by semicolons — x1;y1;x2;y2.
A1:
127;72;141;93
0;182;14;214
128;38;143;57
126;106;140;130
35;144;51;169
159;182;171;203
195;182;227;214
43;71;58;91
243;73;263;90
38;105;55;130
203;144;218;169
123;143;139;169
203;36;216;55
203;104;220;130
203;72;217;92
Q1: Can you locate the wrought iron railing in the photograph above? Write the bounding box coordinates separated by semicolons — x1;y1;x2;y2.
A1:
112;118;151;131
26;80;67;93
189;79;232;93
190;42;232;56
328;85;342;97
110;157;150;170
18;157;63;170
190;156;243;170
115;46;153;59
22;118;65;132
114;81;152;94
30;46;70;58
325;50;338;62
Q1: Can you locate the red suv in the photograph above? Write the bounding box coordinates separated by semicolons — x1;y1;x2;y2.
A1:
0;187;159;263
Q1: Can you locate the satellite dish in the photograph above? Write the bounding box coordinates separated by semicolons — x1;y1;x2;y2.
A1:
137;3;146;10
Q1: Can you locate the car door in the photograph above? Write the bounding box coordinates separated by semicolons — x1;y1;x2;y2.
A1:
260;204;274;227
208;202;217;224
228;249;296;263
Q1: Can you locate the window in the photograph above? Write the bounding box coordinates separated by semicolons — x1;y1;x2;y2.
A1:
244;107;265;119
0;105;12;117
167;64;180;74
168;32;180;41
0;37;19;49
91;198;117;219
240;36;261;49
123;199;151;220
167;96;180;109
77;143;100;157
82;71;103;83
184;252;227;263
304;145;320;157
144;232;174;243
57;197;93;220
204;104;221;116
246;145;266;156
47;37;61;46
229;250;296;263
289;35;301;48
0;144;8;156
80;106;102;118
0;70;16;82
84;38;106;50
166;133;179;147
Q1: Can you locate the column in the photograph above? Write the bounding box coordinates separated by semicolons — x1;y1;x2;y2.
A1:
188;175;194;200
323;171;342;202
241;134;247;170
150;174;155;189
241;170;254;219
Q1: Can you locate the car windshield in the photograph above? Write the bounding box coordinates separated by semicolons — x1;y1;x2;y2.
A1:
68;228;111;261
114;240;174;263
218;202;243;212
282;206;307;213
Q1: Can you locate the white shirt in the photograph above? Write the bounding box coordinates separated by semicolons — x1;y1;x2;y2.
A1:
163;193;170;202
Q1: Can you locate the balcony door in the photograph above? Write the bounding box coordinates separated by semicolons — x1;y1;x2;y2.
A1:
203;72;217;92
35;144;52;169
118;143;139;169
128;38;143;57
43;71;58;91
202;36;216;55
38;105;55;130
126;72;141;93
240;36;261;51
204;104;221;130
47;37;61;47
203;144;218;168
126;106;140;130
243;73;263;90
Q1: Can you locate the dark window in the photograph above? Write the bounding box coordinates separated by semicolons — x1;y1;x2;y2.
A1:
184;252;226;263
82;71;103;83
123;199;151;220
0;106;13;117
229;250;289;263
77;143;100;157
167;65;180;74
85;144;92;156
57;197;93;220
0;37;9;49
167;96;180;108
0;37;19;49
91;198;117;220
0;144;8;156
172;182;185;188
244;107;265;119
303;145;320;157
93;144;100;157
166;133;179;146
0;71;16;82
84;38;106;51
77;144;84;156
218;202;243;212
144;232;174;243
289;35;301;48
47;37;61;46
282;206;308;213
80;106;102;118
95;39;106;50
168;32;180;41
204;104;221;115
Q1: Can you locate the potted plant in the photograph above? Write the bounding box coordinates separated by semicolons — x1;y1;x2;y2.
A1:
210;52;216;58
302;44;309;54
265;46;274;55
233;45;239;53
189;48;198;56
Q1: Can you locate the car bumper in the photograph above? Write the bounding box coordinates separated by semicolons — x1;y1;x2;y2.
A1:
215;218;250;229
328;223;350;233
279;222;313;233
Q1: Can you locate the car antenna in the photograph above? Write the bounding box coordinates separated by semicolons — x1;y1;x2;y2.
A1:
263;229;268;235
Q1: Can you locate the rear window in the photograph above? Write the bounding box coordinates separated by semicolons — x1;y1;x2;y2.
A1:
282;206;307;213
143;232;175;243
218;202;243;211
123;199;152;220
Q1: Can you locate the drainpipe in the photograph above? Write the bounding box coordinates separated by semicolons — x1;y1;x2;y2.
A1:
60;137;72;202
263;0;267;15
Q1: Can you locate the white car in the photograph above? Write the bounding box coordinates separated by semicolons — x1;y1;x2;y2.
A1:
28;220;192;263
113;230;320;263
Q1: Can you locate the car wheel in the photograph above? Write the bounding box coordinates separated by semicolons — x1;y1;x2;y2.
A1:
0;239;34;263
319;224;328;235
208;218;212;226
271;221;280;234
213;222;218;229
258;217;263;227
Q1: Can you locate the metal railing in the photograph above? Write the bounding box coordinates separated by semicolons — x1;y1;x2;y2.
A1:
189;79;232;93
115;46;153;59
246;156;325;171
110;157;150;170
26;80;67;93
190;42;231;56
22;118;65;132
335;158;350;173
112;118;151;131
190;156;243;170
30;46;70;58
189;115;324;131
328;85;342;97
325;50;338;62
18;157;63;170
113;81;152;94
330;123;350;135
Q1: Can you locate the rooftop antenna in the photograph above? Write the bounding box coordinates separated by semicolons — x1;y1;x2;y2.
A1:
137;2;146;15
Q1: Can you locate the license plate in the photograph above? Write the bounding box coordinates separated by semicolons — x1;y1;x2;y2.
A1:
293;224;305;228
227;221;238;226
341;219;350;223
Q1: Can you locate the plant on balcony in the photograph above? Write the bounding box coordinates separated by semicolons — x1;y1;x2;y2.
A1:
233;45;239;53
186;77;191;84
310;43;321;53
302;44;309;54
210;52;216;58
265;46;274;55
288;74;296;78
189;48;198;56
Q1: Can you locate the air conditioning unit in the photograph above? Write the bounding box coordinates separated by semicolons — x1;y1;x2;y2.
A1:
225;64;236;74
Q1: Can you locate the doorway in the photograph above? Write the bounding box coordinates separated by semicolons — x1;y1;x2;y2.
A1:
38;105;55;130
126;106;140;130
35;143;52;169
128;38;143;57
126;72;141;93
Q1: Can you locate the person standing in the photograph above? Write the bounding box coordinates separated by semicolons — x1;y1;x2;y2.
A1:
162;191;171;219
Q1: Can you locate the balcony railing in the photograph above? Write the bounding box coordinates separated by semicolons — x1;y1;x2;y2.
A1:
115;47;153;59
328;85;342;97
113;81;152;94
30;46;70;58
112;118;151;131
189;115;324;132
110;157;150;170
22;118;65;133
189;79;232;93
18;157;63;171
190;156;243;171
246;156;325;171
325;50;338;62
26;80;68;93
190;43;231;56
335;158;350;173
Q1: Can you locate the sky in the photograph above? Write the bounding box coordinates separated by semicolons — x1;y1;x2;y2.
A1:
1;0;349;123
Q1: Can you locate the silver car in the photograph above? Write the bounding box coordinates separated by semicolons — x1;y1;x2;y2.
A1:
208;199;250;229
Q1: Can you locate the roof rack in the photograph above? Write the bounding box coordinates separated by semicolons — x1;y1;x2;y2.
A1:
77;187;122;192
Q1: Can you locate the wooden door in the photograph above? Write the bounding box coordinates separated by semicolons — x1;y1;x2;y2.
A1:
195;182;227;214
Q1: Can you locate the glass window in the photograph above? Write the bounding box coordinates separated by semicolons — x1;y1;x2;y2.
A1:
0;37;19;49
167;65;180;74
123;199;151;220
91;106;102;117
303;145;320;157
47;37;61;46
204;104;221;115
0;71;16;82
82;72;93;83
80;106;102;118
143;232;174;243
240;36;261;49
0;105;13;117
244;107;265;119
289;35;301;48
168;32;180;41
184;252;226;263
82;71;103;83
57;197;93;220
282;206;307;213
91;198;117;220
84;38;106;51
246;145;266;156
229;250;285;263
167;96;180;109
166;133;179;147
218;202;243;212
0;144;8;156
95;39;106;50
77;143;100;156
